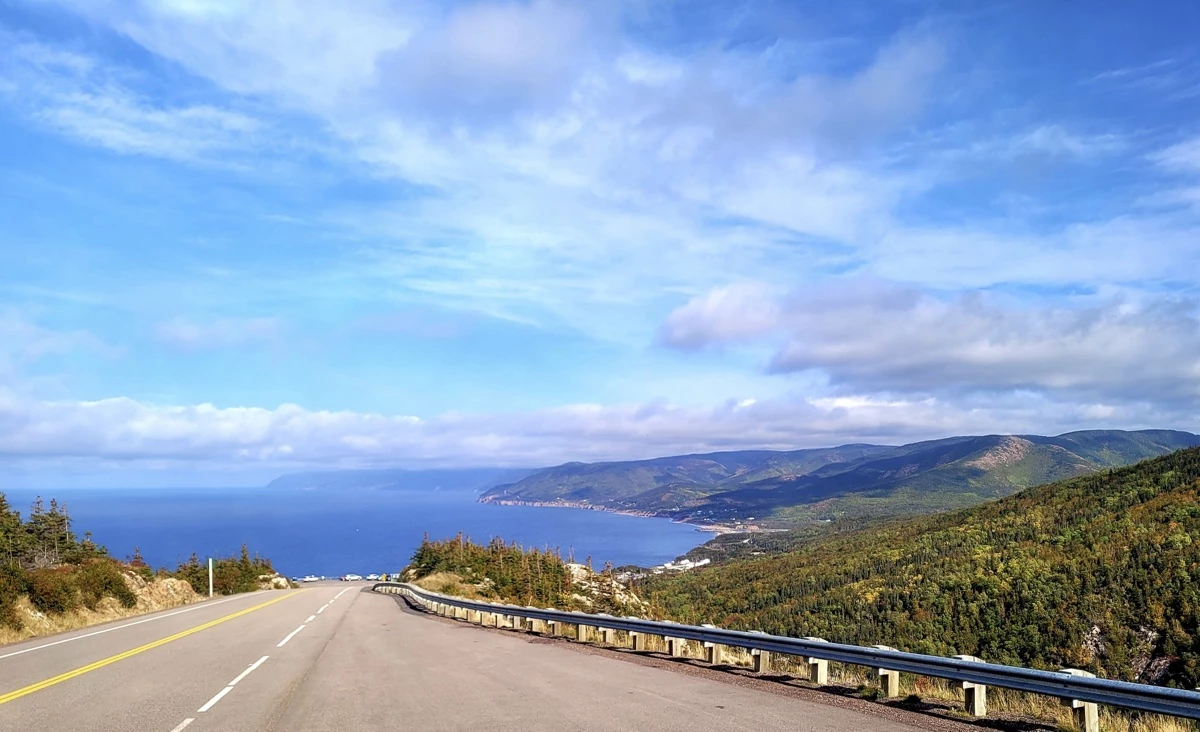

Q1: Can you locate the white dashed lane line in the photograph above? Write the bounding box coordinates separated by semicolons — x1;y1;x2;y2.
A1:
169;719;194;732
306;615;316;623
195;655;270;714
276;625;306;648
317;604;330;614
229;655;270;686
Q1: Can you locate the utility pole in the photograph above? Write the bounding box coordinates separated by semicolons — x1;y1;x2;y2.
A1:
208;557;214;598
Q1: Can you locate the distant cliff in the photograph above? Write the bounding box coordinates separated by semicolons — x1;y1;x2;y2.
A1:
480;429;1200;525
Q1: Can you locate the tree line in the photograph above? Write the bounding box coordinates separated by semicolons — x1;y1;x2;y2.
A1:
1;492;278;629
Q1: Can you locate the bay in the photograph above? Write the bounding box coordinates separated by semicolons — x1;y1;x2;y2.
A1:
2;488;707;577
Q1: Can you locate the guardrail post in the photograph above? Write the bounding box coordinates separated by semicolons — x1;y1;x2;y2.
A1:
667;637;684;657
954;655;987;717
546;620;559;637
599;627;615;645
872;645;901;698
1059;669;1100;732
803;637;830;684
577;624;592;642
752;648;772;673
700;624;726;665
631;632;646;651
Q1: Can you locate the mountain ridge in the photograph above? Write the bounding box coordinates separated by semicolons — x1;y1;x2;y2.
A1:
479;429;1200;527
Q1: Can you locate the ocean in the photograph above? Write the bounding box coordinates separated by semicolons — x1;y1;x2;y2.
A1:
2;488;708;577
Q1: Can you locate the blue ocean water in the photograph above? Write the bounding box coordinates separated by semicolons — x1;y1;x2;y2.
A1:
2;488;707;577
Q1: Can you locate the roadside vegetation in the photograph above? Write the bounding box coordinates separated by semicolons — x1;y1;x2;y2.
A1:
404;533;644;615
0;492;284;643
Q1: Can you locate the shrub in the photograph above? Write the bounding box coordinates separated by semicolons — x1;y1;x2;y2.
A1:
0;565;27;629
75;560;137;610
26;568;79;615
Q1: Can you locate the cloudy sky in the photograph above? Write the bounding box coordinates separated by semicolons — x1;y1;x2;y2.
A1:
2;0;1199;486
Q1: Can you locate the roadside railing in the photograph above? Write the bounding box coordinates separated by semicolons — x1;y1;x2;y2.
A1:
373;581;1200;731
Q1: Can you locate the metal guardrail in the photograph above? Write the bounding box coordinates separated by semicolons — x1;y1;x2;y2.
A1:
374;581;1200;724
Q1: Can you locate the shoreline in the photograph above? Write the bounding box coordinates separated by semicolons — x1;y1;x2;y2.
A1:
477;496;746;535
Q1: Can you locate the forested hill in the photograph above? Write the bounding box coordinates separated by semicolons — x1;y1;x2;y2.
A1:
642;446;1200;688
480;429;1200;525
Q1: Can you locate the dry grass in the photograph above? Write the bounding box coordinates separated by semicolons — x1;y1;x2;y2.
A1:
412;572;491;600
0;576;199;646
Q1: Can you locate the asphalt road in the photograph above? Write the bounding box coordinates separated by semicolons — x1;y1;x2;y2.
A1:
0;583;956;731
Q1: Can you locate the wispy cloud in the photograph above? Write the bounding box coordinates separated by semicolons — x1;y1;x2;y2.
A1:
1;30;263;164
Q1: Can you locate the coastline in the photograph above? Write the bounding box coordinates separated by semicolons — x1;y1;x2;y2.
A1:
477;495;745;535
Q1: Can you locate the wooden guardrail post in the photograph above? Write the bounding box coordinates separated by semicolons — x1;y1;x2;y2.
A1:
803;637;830;684
747;630;771;673
577;624;592;642
953;655;987;717
599;627;615;645
631;632;647;651
700;624;726;665
752;648;772;673
1059;669;1100;732
666;637;684;657
873;645;901;698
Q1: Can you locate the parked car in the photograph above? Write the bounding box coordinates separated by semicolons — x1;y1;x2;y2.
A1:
366;573;380;580
301;575;319;582
341;573;362;581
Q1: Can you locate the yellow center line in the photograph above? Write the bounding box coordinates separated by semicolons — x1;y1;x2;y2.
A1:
0;591;301;706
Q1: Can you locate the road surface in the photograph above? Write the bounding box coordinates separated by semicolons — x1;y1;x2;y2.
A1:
0;583;961;731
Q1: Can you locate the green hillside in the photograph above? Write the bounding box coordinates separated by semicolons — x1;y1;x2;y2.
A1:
641;447;1200;688
481;430;1200;526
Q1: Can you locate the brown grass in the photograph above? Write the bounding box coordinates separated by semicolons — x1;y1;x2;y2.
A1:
0;575;199;646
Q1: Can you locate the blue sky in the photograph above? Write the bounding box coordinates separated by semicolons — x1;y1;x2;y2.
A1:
2;0;1199;486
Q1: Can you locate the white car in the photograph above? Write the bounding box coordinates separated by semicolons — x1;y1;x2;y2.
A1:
301;575;319;582
366;573;380;580
342;573;362;581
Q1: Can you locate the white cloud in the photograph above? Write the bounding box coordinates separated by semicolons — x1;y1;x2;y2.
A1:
1152;136;1200;173
155;317;282;350
657;282;782;350
0;388;1189;470
661;281;1200;404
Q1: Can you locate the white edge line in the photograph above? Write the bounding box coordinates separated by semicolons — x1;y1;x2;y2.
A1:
306;615;316;623
0;594;253;662
197;685;233;713
169;719;195;732
229;655;270;686
276;624;306;648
